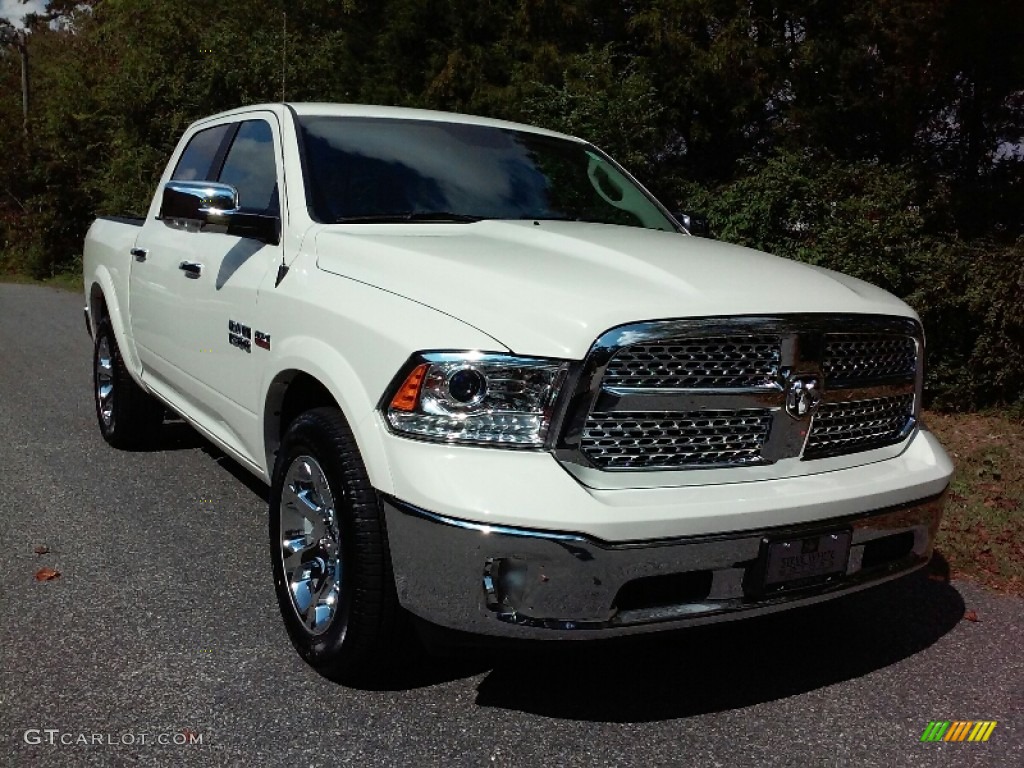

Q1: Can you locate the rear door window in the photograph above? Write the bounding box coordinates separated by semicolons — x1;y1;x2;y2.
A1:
171;124;233;181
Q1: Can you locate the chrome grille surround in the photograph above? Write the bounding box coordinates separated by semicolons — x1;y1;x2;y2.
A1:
553;315;923;472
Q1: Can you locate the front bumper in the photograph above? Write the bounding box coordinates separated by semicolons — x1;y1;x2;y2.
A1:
383;490;947;639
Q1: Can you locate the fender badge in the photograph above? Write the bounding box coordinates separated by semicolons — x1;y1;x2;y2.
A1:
254;331;271;350
228;320;252;353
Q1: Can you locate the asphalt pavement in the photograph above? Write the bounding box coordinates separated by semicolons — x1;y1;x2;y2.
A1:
1;282;1021;767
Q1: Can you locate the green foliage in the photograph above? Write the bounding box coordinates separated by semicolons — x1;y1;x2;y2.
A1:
912;240;1024;409
677;151;926;294
0;0;1021;407
517;46;663;175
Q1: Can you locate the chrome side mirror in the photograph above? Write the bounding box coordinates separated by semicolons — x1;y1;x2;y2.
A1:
160;181;239;224
159;180;279;245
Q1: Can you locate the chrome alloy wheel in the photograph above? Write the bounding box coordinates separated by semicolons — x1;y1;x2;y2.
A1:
279;455;343;635
96;336;115;428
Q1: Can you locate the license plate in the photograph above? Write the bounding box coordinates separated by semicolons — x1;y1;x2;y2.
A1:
763;530;852;589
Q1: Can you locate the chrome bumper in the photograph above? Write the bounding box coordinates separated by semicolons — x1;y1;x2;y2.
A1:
382;490;947;639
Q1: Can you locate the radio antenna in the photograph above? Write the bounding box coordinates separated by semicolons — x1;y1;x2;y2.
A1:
281;11;287;102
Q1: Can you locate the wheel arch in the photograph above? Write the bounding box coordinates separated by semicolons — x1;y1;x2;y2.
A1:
262;356;394;493
87;269;146;387
88;281;108;333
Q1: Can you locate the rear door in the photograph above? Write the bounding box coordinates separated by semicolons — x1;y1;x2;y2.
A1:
129;121;234;390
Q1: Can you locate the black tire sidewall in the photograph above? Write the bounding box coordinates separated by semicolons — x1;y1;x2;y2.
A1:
269;410;373;667
93;319;120;441
92;318;162;448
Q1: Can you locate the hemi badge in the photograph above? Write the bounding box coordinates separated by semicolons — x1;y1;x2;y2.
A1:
254;331;271;350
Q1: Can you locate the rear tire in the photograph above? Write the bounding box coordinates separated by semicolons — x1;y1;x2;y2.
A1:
93;317;163;449
269;407;409;686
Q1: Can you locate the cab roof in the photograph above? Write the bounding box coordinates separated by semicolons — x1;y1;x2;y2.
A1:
198;102;583;143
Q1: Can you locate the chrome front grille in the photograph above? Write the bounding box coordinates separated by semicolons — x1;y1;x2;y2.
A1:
804;395;915;459
602;337;779;389
581;410;773;469
823;335;917;383
556;315;922;472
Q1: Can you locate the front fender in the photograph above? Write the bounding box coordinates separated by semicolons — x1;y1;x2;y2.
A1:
257;253;510;492
262;337;396;491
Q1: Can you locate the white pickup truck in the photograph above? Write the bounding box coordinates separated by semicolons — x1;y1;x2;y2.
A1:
84;103;953;682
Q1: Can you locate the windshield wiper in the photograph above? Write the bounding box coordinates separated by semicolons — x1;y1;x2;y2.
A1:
516;215;576;221
334;211;483;223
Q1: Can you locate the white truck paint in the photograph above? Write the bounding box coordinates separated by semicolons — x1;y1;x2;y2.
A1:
84;103;952;680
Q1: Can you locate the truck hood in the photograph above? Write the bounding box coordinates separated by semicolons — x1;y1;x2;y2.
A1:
315;220;915;358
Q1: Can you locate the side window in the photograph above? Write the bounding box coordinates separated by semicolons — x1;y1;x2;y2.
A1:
171;124;232;181
217;120;279;215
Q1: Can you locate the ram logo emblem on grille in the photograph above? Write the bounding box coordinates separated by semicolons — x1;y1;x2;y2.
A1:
785;375;822;419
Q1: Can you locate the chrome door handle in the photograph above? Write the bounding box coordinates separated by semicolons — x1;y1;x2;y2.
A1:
130;247;148;262
178;261;203;278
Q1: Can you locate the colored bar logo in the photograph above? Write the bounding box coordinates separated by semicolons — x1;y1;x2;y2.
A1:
921;721;997;742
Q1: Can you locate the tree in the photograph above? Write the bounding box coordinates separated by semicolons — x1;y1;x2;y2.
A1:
0;0;1020;405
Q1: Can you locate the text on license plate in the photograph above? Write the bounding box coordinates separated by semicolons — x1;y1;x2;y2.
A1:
764;530;852;586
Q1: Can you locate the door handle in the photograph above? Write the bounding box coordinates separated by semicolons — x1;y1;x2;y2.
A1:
178;261;203;278
130;247;148;262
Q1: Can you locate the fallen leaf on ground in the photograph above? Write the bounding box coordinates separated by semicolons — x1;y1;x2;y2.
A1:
33;545;49;556
963;610;979;622
34;567;60;582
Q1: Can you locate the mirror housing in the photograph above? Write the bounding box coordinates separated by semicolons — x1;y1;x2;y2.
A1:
159;180;280;245
161;180;238;223
673;211;711;238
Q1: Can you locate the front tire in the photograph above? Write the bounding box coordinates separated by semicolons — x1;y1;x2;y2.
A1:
269;407;407;685
93;317;163;449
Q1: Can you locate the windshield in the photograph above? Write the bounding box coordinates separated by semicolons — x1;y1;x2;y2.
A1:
297;116;676;231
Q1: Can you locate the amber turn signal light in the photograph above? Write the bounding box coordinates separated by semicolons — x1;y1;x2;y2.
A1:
390;363;429;411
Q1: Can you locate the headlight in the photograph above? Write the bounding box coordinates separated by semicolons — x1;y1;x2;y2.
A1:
383;352;570;446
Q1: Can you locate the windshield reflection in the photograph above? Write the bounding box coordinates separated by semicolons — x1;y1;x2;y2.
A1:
298;116;675;231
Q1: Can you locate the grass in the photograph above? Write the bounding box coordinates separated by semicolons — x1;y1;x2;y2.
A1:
926;410;1024;595
0;270;81;292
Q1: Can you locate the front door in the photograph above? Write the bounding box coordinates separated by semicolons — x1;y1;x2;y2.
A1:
130;114;285;462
